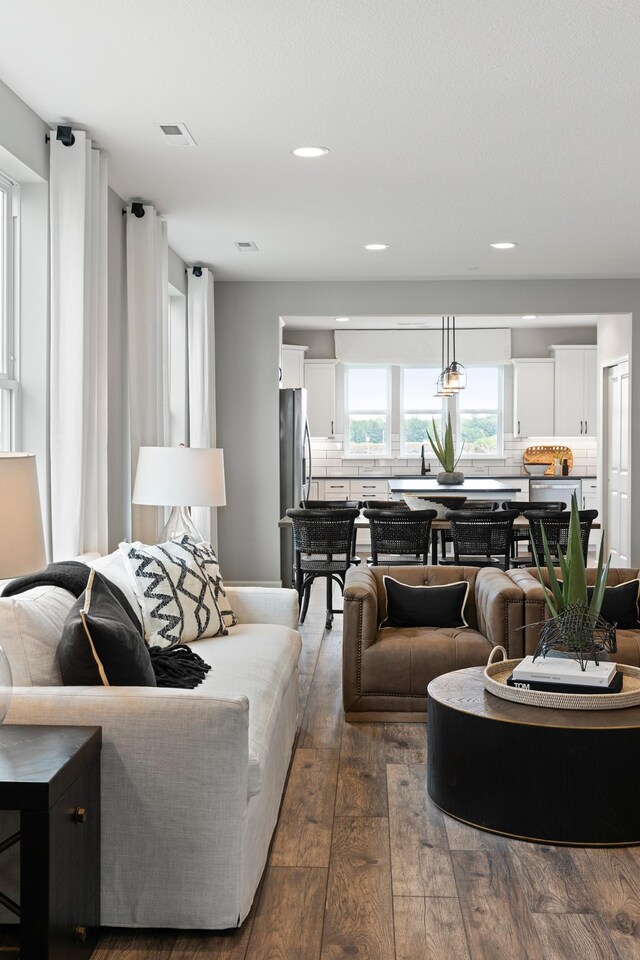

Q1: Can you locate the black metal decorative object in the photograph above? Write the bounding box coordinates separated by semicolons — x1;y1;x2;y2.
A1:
533;601;617;671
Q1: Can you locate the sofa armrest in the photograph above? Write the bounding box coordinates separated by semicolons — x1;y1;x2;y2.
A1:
226;586;299;629
4;685;251;928
342;567;380;712
475;568;525;658
505;568;552;656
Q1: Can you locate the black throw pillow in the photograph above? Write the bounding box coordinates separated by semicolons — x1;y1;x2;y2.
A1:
58;569;157;686
587;579;640;628
380;577;469;629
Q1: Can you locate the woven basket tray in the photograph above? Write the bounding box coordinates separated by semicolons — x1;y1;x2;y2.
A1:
484;646;640;711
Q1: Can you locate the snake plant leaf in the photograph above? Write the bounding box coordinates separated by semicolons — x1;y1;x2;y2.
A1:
530;532;560;618
564;493;587;605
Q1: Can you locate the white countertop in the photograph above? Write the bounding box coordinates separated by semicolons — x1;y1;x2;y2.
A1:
388;478;526;494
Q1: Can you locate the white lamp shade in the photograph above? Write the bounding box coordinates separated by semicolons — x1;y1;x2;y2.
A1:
133;447;226;507
0;453;47;579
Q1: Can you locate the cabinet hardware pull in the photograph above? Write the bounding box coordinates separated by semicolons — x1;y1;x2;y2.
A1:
73;806;87;824
585;420;588;434
331;420;334;434
517;420;520;435
329;485;343;488
363;485;375;488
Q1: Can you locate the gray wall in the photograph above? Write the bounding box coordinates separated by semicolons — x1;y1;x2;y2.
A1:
282;328;336;358
215;280;640;582
511;325;596;357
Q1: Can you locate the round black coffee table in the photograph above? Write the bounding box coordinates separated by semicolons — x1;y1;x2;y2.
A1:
427;667;640;846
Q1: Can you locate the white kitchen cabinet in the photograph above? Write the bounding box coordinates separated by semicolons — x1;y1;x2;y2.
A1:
280;344;307;388
512;359;555;437
551;346;597;437
582;479;599;512
304;359;337;436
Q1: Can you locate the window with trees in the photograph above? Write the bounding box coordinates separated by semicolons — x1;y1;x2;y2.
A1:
456;366;502;456
401;367;443;455
345;365;390;456
0;172;17;452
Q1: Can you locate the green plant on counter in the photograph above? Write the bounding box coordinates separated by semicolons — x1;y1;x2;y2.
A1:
425;412;463;473
531;492;611;619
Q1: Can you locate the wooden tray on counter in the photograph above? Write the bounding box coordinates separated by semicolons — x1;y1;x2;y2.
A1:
523;445;573;475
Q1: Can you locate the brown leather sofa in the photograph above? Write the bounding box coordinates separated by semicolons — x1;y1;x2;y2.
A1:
506;567;640;665
342;564;523;721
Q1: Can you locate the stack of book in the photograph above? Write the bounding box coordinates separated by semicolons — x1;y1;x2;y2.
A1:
507;655;622;695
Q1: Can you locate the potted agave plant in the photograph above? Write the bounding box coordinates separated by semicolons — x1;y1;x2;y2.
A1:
425;412;464;485
530;493;616;670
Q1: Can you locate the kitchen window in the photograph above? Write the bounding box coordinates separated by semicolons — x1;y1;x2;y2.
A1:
456;366;503;456
0;172;18;452
400;366;444;455
344;365;391;456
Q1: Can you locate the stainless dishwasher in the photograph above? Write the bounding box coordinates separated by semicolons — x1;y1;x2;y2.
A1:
529;477;582;508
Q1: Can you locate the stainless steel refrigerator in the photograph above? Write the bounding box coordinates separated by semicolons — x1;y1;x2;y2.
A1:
280;388;312;587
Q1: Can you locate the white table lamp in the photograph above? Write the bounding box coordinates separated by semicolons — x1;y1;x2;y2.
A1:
0;453;47;579
0;453;47;723
132;446;226;543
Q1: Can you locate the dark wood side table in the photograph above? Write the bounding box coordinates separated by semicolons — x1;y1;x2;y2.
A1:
427;667;640;846
0;725;101;959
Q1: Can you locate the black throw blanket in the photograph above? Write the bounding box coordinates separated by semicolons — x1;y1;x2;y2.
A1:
2;562;211;689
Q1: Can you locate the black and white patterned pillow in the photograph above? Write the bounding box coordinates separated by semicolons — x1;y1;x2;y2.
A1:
119;537;235;647
181;538;237;630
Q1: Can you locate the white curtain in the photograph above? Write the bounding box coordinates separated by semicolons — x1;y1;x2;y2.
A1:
126;205;169;544
49;131;108;560
187;268;216;544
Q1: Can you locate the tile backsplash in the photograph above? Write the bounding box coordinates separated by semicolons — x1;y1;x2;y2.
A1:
310;434;598;477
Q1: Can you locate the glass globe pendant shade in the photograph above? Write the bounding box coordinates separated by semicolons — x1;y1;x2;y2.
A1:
0;643;13;724
434;371;455;397
444;361;466;391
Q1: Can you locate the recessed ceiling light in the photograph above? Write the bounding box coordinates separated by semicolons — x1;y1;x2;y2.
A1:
364;243;389;251
292;146;329;158
336;317;350;322
522;315;537;320
490;241;518;249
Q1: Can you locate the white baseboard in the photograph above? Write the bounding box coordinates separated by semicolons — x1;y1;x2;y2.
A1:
227;580;284;588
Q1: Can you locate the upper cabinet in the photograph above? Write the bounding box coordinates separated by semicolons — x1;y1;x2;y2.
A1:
304;359;337;436
551;346;597;437
512;359;555;437
280;344;307;388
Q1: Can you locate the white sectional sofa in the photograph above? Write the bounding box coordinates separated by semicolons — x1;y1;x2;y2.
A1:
0;554;301;930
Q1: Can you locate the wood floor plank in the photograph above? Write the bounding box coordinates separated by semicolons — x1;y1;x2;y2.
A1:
245;866;327;960
335;723;388;817
321;817;395;960
297;671;313;724
530;912;620;960
93;930;177;958
572;848;640;960
508;842;593;914
394;896;471;960
452;849;544;960
387;763;457;898
170;924;252;960
381;722;427;763
312;626;343;684
299;681;343;749
444;813;509;852
270;748;340;867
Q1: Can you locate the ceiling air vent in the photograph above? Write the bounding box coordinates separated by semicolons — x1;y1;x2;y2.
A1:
154;122;196;146
234;241;259;252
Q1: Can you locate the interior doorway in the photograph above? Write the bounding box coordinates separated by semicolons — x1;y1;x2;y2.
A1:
603;360;630;565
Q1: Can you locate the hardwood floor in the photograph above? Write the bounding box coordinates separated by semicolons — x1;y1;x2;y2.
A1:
87;583;640;958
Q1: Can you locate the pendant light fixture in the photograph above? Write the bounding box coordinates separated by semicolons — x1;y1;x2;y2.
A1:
443;316;467;392
434;316;467;396
434;316;455;397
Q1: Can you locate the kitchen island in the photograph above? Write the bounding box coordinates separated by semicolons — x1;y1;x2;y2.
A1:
388;478;523;497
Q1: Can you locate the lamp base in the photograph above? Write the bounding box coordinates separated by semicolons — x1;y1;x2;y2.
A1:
160;506;204;544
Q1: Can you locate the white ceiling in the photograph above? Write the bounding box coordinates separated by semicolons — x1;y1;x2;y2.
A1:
283;314;598;330
2;1;640;281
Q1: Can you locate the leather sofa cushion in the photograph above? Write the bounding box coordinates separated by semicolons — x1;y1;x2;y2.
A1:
360;626;492;696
